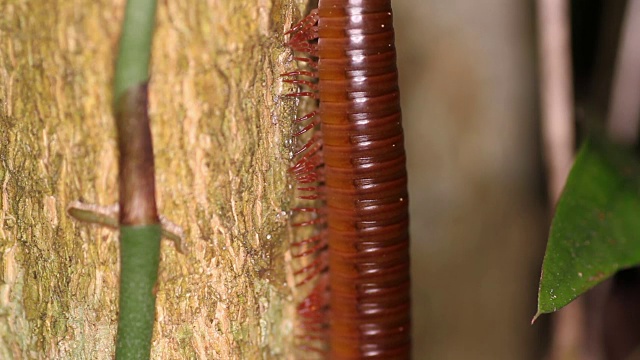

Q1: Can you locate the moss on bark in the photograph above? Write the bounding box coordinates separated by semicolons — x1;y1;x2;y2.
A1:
0;0;308;358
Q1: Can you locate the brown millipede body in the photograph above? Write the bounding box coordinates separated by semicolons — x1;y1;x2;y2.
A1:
283;0;411;358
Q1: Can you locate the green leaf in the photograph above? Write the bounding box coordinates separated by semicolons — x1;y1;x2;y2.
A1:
535;139;640;321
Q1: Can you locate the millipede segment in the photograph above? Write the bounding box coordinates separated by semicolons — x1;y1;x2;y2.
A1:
284;1;411;358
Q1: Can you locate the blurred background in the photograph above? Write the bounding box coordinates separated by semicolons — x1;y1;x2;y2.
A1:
393;0;638;359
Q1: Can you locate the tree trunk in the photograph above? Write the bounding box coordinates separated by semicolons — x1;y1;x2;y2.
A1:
0;0;306;358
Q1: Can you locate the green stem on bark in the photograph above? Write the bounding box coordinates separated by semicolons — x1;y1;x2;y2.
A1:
116;225;162;359
113;0;160;358
114;0;157;104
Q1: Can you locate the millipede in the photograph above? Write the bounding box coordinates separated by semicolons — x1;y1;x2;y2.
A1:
283;0;411;358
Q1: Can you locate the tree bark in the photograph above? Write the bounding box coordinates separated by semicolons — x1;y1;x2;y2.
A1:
0;0;306;358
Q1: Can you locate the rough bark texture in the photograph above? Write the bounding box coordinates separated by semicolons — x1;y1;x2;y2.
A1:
0;0;307;358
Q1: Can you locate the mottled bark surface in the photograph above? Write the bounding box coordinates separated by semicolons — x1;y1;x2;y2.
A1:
0;0;307;358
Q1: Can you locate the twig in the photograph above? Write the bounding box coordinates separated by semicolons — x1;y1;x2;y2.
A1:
606;0;640;144
536;1;587;359
66;201;186;252
538;0;575;201
113;1;160;358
